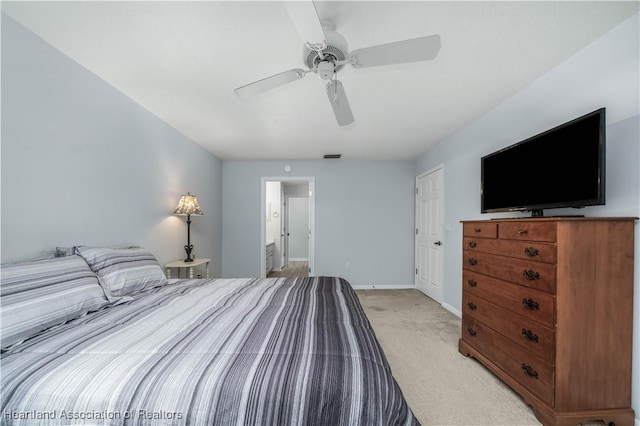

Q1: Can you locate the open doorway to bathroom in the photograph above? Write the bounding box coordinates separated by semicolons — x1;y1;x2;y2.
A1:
261;177;315;278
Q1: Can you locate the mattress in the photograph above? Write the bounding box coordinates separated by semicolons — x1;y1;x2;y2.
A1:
1;276;418;425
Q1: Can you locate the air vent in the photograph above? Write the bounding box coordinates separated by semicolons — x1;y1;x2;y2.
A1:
323;154;342;159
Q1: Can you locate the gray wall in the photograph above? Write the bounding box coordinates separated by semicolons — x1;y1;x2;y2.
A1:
287;196;309;260
414;12;639;417
222;160;415;287
1;14;223;273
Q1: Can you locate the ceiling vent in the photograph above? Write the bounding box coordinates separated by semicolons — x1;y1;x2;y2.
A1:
323;154;342;159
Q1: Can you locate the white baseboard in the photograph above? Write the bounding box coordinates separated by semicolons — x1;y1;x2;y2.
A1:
442;302;462;318
288;257;309;262
351;284;417;290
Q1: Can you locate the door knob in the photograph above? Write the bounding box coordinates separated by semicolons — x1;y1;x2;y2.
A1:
434;241;442;246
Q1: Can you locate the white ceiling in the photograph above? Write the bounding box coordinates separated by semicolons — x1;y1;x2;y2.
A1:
3;1;638;160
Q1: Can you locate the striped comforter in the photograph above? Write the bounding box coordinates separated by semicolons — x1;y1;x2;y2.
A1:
1;277;418;425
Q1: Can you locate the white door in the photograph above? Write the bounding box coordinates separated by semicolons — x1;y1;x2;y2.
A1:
415;166;444;302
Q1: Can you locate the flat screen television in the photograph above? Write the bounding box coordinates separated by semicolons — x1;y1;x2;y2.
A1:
481;108;605;217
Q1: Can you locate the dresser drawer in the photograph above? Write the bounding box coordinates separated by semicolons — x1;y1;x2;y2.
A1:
463;250;556;293
462;317;554;406
462;291;554;362
463;270;554;328
463;222;497;238
463;237;556;264
498;221;556;242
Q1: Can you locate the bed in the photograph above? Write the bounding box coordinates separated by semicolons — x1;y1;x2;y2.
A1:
0;247;418;425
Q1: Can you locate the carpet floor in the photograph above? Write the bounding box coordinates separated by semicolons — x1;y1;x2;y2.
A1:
355;289;542;426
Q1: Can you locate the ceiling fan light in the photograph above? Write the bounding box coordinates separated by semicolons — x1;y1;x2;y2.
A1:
317;61;335;80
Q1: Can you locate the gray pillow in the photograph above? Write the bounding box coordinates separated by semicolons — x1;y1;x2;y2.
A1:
1;255;109;349
55;244;139;258
74;246;167;300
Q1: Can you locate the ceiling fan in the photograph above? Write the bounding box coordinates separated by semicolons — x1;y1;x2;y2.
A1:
233;2;441;126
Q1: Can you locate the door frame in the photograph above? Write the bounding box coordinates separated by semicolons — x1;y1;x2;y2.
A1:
415;164;445;303
261;177;315;278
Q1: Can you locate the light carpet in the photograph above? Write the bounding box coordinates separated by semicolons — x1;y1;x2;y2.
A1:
355;289;542;426
267;261;309;278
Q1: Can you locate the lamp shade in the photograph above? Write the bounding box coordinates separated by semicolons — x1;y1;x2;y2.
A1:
173;193;203;216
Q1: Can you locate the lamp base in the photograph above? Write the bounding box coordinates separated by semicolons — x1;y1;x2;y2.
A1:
183;244;194;263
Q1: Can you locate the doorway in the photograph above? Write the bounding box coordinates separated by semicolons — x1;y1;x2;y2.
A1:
415;165;444;303
261;177;315;278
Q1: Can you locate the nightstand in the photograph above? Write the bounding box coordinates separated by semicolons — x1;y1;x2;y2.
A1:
165;258;210;279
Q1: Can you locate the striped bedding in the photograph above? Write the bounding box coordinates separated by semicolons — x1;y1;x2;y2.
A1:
1;276;418;425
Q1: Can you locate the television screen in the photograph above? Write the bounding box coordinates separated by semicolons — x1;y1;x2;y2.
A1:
481;108;605;216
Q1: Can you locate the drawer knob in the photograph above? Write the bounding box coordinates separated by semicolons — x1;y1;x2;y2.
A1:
521;329;539;342
522;269;540;280
517;229;528;235
474;228;482;233
521;363;539;379
467;327;477;337
468;241;477;248
468;258;478;266
467;302;477;310
467;279;477;287
524;247;539;257
522;298;540;310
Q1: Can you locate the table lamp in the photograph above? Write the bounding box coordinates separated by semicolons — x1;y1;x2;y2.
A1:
173;192;203;262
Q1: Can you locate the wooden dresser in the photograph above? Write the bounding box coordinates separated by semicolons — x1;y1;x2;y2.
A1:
458;217;636;426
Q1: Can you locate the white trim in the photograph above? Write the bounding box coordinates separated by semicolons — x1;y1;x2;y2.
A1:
635;417;640;426
416;163;445;180
261;177;315;278
442;302;462;318
350;284;417;290
289;257;309;262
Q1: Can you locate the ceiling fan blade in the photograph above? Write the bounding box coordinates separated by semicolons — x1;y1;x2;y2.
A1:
234;69;306;98
349;34;441;68
283;1;326;50
326;80;354;126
